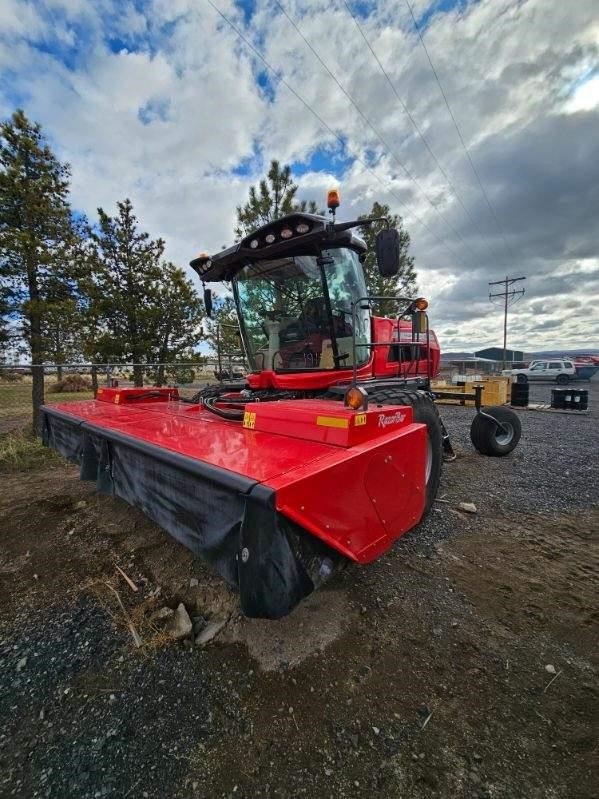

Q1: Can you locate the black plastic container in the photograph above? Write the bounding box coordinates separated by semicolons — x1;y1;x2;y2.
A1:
568;388;588;410
551;388;568;409
510;382;529;407
551;388;588;410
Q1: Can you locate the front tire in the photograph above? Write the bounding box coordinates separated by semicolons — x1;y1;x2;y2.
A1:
470;406;521;456
368;389;443;517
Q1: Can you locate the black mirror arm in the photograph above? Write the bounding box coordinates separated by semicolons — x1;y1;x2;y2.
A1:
332;216;390;233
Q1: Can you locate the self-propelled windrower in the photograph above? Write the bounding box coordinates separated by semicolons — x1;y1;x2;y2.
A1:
41;191;521;618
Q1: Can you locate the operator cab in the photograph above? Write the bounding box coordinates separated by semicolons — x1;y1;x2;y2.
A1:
234;246;370;372
191;191;411;385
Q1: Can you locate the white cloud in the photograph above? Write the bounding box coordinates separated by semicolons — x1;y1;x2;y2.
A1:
564;74;599;113
0;0;598;351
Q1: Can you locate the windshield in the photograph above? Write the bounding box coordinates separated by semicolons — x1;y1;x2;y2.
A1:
233;248;371;371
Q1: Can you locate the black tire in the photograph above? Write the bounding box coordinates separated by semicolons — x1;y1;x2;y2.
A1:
470;406;521;456
516;374;528;384
367;388;443;516
556;374;569;385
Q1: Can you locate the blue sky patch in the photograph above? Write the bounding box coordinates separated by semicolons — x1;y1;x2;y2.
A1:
291;144;354;177
235;0;258;25
416;0;467;31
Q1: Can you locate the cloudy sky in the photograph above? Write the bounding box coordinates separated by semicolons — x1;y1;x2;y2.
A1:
1;0;598;352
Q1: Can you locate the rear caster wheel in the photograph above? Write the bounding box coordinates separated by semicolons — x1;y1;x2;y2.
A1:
470;406;521;456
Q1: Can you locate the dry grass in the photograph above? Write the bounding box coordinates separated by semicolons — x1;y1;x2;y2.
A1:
0;429;61;473
85;576;177;654
48;374;92;393
0;384;95;422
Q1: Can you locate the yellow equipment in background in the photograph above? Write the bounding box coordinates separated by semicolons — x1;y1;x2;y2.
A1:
431;376;511;407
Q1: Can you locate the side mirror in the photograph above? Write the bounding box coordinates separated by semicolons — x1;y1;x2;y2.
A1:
376;229;400;277
203;287;213;318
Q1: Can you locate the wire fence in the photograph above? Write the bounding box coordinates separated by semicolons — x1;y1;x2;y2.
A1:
0;360;247;434
439;358;525;383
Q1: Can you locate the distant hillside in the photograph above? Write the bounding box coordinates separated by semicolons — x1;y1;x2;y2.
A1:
442;349;599;361
526;349;599;358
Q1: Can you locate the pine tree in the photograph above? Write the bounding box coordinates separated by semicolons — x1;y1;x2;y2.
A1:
89;199;167;385
235;160;321;239
0;109;75;431
358;201;417;316
149;263;204;385
88;199;203;386
0;284;10;355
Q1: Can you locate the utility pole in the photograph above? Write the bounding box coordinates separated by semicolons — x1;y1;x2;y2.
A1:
489;276;526;368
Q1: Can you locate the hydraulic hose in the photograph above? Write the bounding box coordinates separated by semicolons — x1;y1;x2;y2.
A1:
201;395;245;422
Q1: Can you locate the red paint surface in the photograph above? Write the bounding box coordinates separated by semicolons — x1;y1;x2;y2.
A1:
246;317;440;391
49;396;427;561
97;386;179;403
245;399;414;448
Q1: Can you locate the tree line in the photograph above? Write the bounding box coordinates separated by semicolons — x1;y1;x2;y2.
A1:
1;110;417;432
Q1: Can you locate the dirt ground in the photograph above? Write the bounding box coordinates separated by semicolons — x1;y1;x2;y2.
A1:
0;385;598;799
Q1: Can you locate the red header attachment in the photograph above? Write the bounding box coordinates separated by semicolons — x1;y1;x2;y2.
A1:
242;399;414;448
96;386;179;405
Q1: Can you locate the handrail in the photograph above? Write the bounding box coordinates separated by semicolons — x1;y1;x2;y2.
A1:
349;295;431;390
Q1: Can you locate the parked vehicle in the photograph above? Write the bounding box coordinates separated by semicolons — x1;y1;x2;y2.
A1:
503;359;576;384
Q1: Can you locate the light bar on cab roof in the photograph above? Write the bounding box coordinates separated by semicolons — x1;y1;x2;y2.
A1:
241;215;316;251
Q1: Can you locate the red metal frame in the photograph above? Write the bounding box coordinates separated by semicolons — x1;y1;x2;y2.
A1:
246;316;440;391
50;391;427;562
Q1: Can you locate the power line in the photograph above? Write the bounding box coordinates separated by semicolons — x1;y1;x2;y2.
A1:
403;0;515;261
273;0;489;266
340;0;500;262
204;0;472;270
489;275;526;367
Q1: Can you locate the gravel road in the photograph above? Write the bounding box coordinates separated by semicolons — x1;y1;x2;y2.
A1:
1;380;597;799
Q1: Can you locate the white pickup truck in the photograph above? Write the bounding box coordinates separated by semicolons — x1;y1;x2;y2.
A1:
502;359;576;384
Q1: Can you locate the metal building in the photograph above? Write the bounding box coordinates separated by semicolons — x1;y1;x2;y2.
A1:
474;347;524;362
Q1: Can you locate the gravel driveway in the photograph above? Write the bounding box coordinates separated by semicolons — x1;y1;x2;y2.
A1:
1;380;597;799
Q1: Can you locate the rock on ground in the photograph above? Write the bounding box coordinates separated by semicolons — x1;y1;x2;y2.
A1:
165;603;192;641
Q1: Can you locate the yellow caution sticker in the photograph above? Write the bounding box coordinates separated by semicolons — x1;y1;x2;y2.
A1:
243;411;257;429
316;415;349;429
354;413;367;427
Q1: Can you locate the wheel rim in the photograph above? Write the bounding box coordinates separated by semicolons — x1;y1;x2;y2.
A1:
495;421;514;446
425;435;433;484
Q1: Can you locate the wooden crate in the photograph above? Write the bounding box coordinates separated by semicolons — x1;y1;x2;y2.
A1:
432;377;511;406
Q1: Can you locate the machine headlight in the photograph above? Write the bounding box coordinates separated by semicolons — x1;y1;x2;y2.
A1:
265;233;276;244
295;223;310;234
280;228;293;239
249;239;259;249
